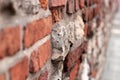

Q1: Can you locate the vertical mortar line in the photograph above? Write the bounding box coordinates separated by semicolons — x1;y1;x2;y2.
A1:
20;25;24;50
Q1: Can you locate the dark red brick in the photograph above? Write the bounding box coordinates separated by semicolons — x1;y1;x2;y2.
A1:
70;61;80;80
64;41;88;72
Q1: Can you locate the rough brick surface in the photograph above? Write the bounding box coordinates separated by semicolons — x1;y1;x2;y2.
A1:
67;0;75;14
51;8;60;22
0;0;118;80
49;0;66;8
10;57;28;80
70;61;80;80
29;40;51;73
0;26;20;59
24;16;52;48
64;42;86;72
39;0;48;10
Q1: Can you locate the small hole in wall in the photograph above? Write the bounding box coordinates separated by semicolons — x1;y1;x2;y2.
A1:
0;2;16;16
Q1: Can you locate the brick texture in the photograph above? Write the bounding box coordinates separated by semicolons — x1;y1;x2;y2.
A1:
10;57;28;80
29;40;51;73
0;26;20;59
39;0;48;10
24;16;52;48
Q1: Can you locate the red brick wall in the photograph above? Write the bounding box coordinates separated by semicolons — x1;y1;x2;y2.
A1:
0;0;119;80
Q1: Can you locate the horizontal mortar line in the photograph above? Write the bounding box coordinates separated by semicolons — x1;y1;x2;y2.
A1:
0;9;51;29
0;35;50;73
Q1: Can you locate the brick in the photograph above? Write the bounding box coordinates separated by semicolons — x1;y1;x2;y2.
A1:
29;51;39;73
49;0;66;8
82;8;89;22
51;8;60;23
88;7;94;21
67;0;75;14
86;24;94;39
0;74;5;80
38;70;48;80
64;41;88;72
75;0;79;11
79;0;85;9
39;0;48;10
85;0;89;6
90;69;97;78
24;16;52;48
0;26;20;59
29;40;51;73
84;23;88;37
10;56;28;80
70;61;80;80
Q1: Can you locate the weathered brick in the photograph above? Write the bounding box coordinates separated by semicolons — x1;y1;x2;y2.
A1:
0;74;5;80
24;16;52;48
10;56;28;80
64;41;88;72
51;8;60;23
75;0;79;11
38;70;48;80
39;0;48;10
79;0;85;9
29;51;39;73
84;23;88;37
82;8;89;22
70;61;80;80
67;0;75;14
88;7;94;21
86;23;94;39
0;26;20;59
29;40;51;73
85;0;89;6
49;0;66;8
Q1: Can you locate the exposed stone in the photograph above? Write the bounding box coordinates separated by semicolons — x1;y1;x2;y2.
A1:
74;15;84;40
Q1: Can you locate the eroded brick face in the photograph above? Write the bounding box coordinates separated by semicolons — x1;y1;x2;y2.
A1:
29;40;51;73
24;16;52;48
39;0;48;10
0;26;20;59
70;61;80;80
